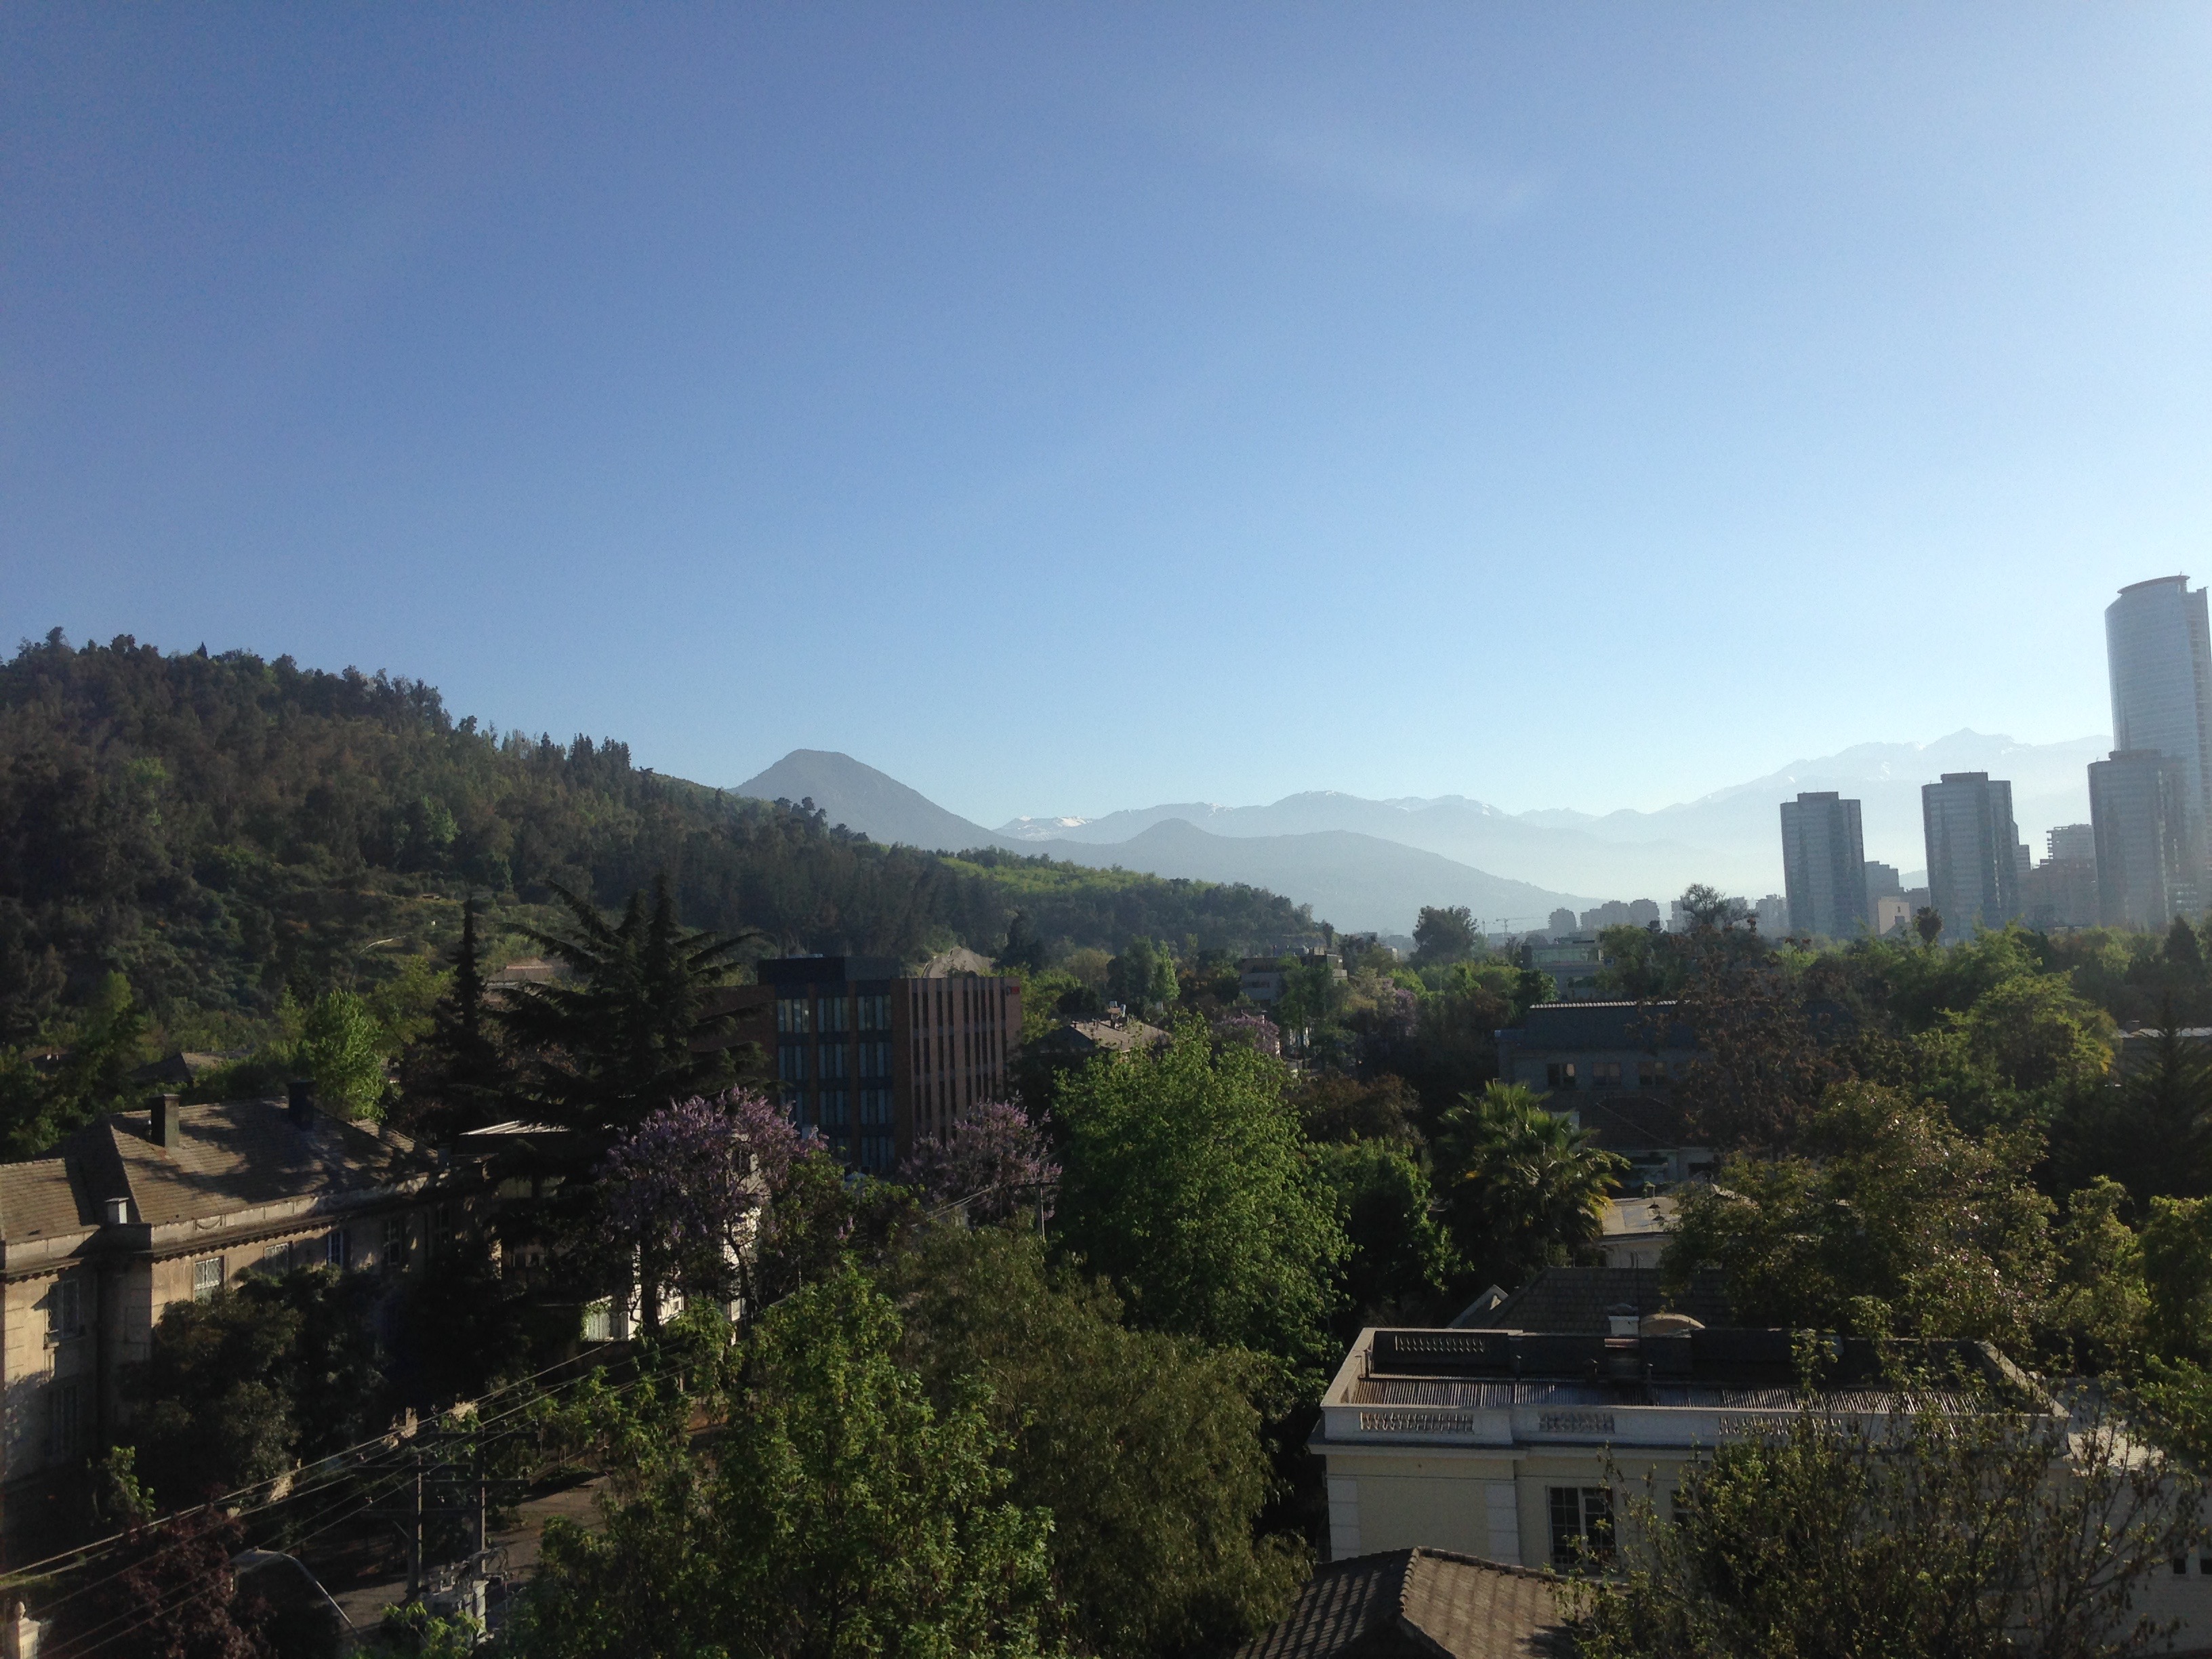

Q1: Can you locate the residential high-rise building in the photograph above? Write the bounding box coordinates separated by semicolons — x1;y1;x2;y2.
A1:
1921;773;2021;940
2048;823;2095;863
2106;576;2212;869
2089;750;2202;930
1778;792;1868;939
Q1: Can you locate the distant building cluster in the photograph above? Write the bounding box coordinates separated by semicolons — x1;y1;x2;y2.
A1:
1769;575;2212;941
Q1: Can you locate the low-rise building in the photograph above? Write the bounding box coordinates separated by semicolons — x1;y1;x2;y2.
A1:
1315;1324;2032;1570
1592;1197;1677;1271
0;1090;468;1558
1028;1010;1169;1061
1492;1003;1711;1187
1523;936;1603;1000
1240;951;1346;1004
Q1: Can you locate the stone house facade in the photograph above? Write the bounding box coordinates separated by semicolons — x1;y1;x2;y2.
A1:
0;1092;476;1558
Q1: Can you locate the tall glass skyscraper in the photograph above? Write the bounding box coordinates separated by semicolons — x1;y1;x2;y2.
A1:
1779;792;1868;939
2105;575;2212;838
1921;772;2021;941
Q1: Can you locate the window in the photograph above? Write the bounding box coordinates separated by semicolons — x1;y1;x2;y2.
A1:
192;1257;224;1302
776;997;812;1036
261;1242;292;1272
325;1229;351;1270
1635;1059;1665;1087
859;1040;890;1080
1546;1062;1578;1091
861;1133;895;1174
817;996;851;1034
47;1382;81;1459
778;1044;809;1084
582;1300;613;1343
45;1277;82;1342
1590;1061;1622;1088
819;1088;850;1130
858;994;891;1032
382;1216;408;1274
1548;1487;1612;1569
860;1088;894;1128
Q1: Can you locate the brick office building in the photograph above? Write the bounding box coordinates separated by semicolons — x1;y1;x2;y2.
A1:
722;957;1022;1174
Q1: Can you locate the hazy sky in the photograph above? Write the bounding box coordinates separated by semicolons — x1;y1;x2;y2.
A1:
7;6;2208;825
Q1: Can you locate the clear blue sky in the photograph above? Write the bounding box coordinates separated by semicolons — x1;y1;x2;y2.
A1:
7;6;2209;825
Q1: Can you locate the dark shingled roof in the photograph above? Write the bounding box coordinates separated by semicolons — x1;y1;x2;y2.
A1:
1233;1551;1572;1658
26;1101;426;1233
1488;1267;1729;1334
1504;1002;1694;1050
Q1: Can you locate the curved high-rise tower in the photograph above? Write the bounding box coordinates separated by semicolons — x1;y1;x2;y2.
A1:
2106;575;2212;831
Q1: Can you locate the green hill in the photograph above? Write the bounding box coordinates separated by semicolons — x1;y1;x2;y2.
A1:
0;632;1320;1046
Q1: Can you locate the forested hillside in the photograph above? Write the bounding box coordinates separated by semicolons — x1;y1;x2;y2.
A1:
0;632;1318;1045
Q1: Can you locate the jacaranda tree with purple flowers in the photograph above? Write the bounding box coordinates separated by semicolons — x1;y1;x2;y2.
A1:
897;1101;1060;1226
598;1089;808;1332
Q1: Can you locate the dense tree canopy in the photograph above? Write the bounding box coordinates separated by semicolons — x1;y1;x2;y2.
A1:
1052;1022;1348;1378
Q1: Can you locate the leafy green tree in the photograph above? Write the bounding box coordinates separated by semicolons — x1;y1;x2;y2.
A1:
1664;1085;2053;1351
2142;1195;2212;1363
1432;1083;1622;1290
2053;1017;2212;1207
0;970;152;1156
1052;1021;1347;1376
890;1227;1307;1659
1274;960;1347;1031
1106;936;1178;1013
1292;1073;1422;1146
1911;971;2113;1131
495;876;756;1150
125;1267;388;1507
293;987;391;1119
508;1263;1066;1659
1314;1139;1458;1328
2039;1177;2146;1374
1411;905;1478;966
1575;1393;2201;1659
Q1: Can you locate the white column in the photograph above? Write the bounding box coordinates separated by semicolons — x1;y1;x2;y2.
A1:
1486;1480;1522;1565
1326;1475;1360;1560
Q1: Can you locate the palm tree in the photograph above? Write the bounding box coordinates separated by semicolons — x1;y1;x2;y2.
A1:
1433;1082;1624;1289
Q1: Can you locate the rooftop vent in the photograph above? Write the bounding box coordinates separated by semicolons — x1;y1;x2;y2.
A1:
287;1078;314;1130
152;1092;182;1151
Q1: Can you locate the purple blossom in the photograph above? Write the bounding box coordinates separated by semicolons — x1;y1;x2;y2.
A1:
599;1090;811;1267
1212;1011;1282;1057
897;1100;1059;1225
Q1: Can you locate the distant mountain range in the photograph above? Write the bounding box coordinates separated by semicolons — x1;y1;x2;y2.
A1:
735;730;2109;935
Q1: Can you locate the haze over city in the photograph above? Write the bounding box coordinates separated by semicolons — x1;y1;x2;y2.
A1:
9;6;2211;823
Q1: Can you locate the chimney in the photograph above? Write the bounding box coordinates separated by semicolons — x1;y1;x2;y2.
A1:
152;1092;182;1151
287;1078;315;1130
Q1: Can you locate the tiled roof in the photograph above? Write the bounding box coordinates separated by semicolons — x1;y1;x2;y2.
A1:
1488;1267;1729;1334
0;1160;93;1242
1233;1551;1572;1659
1038;1018;1169;1057
34;1101;426;1233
